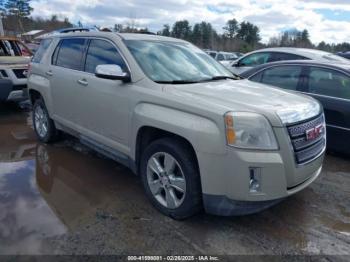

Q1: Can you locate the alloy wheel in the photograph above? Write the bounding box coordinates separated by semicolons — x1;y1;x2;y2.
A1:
34;105;49;138
146;152;186;209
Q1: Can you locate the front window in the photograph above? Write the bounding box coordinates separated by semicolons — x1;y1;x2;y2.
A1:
239;52;271;67
84;39;127;74
125;40;233;83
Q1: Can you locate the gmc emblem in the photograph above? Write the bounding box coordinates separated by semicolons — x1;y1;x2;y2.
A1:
306;124;324;141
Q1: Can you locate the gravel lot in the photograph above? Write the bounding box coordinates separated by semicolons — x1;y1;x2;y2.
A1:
0;103;349;258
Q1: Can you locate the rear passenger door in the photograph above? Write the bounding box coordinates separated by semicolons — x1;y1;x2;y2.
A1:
78;38;130;148
49;38;88;127
304;66;350;152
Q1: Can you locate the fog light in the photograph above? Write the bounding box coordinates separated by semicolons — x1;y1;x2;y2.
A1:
249;167;262;193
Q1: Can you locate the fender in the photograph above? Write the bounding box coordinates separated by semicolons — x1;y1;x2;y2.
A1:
130;103;226;161
28;74;54;116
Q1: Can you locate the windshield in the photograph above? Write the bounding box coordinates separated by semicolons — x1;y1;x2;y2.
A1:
0;40;28;56
125;40;234;83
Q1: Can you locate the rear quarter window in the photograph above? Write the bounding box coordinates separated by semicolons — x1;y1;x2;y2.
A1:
307;67;350;100
32;39;53;63
270;52;308;62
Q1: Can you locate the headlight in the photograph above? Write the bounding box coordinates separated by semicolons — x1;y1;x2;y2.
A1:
224;112;278;150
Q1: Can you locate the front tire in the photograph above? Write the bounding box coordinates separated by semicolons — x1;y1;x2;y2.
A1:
33;98;58;143
140;138;202;219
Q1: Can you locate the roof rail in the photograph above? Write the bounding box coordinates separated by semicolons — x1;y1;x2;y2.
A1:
56;27;99;34
137;31;156;35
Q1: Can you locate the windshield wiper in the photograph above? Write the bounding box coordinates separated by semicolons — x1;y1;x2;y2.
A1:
155;80;200;84
209;75;242;81
155;75;243;84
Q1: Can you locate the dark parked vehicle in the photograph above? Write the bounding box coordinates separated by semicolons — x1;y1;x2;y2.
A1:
337;51;350;60
241;60;350;155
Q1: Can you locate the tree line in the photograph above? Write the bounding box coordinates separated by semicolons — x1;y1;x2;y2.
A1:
114;19;263;52
0;0;73;36
267;29;350;53
115;19;350;53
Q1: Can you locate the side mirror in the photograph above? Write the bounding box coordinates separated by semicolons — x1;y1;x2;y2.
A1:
95;64;131;82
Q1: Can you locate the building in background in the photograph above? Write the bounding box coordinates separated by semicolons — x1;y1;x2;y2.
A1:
21;30;45;43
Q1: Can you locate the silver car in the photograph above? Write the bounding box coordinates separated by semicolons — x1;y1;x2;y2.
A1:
226;47;350;75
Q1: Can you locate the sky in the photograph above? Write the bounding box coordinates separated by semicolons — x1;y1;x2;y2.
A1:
31;0;350;44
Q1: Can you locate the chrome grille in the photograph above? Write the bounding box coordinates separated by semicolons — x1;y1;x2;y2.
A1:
287;114;326;165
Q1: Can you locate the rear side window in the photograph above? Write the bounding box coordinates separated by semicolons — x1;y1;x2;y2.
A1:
54;38;86;70
270;52;308;62
260;66;302;91
84;39;127;74
307;67;350;100
32;39;52;63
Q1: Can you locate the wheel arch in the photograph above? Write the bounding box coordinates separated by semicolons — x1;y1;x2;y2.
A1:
29;89;42;105
134;126;200;176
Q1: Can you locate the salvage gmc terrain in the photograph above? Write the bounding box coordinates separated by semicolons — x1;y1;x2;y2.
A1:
27;32;326;219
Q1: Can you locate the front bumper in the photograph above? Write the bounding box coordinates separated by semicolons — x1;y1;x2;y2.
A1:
197;121;325;216
7;89;28;101
202;164;322;216
0;79;28;102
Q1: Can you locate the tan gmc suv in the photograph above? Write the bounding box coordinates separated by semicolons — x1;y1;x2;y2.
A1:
27;32;326;219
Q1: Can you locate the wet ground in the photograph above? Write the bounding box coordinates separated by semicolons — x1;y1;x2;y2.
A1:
0;103;349;256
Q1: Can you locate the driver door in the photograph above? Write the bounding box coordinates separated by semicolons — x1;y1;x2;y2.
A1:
75;38;131;149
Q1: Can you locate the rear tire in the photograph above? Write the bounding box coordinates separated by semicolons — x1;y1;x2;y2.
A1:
140;137;202;220
33;98;59;143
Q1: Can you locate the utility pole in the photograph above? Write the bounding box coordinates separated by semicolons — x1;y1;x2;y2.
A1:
0;13;4;36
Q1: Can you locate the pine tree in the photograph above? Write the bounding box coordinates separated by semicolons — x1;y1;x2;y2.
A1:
5;0;33;32
223;19;238;39
5;0;32;16
0;0;6;14
161;24;170;36
171;20;191;41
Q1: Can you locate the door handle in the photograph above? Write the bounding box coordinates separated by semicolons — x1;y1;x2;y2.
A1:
77;79;88;86
45;71;53;76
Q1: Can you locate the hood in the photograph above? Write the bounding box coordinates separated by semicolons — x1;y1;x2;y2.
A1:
0;56;31;65
169;79;321;127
